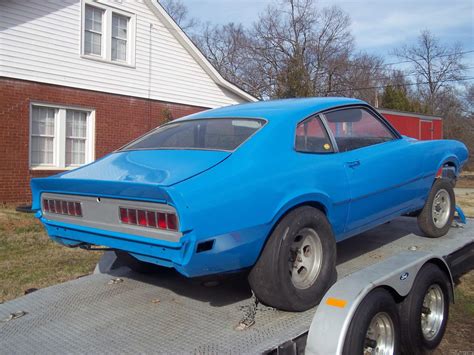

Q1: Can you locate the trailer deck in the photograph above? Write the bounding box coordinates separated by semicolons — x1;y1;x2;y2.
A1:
1;217;472;354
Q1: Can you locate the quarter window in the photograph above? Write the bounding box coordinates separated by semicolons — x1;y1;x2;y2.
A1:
30;105;95;169
295;116;333;153
324;108;395;152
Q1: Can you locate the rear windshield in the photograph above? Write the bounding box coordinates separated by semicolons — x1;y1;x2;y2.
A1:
122;118;265;151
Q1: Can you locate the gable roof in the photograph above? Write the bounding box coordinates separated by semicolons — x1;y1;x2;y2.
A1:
144;0;257;103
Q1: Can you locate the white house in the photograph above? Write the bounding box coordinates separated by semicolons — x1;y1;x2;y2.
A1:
0;0;256;203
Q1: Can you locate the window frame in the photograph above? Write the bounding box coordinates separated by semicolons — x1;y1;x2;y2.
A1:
81;0;136;67
294;114;336;154
293;105;401;155
320;105;401;153
29;102;96;170
83;5;104;57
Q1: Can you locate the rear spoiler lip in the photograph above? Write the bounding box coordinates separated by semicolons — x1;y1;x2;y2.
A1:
30;177;172;210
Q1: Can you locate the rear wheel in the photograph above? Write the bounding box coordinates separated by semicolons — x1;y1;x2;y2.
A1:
399;263;450;354
417;179;455;238
343;288;400;355
248;206;336;311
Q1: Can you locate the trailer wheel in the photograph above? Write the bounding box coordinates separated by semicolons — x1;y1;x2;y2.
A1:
417;179;455;238
343;288;400;355
399;263;450;354
248;206;336;311
115;251;160;273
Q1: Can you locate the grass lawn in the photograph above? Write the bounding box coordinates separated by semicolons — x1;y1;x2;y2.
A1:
0;188;473;351
0;208;101;303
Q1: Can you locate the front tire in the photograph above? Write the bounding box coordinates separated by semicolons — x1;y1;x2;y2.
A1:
248;206;337;311
417;179;455;238
343;288;400;355
399;263;450;354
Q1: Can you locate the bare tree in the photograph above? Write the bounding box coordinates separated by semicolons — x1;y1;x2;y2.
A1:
393;30;466;113
249;0;354;98
464;84;474;119
194;22;266;98
159;0;198;32
167;0;388;102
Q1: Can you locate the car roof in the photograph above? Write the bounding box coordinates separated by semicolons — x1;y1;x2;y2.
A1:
179;97;366;122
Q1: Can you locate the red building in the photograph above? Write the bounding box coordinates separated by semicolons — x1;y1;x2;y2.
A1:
378;109;443;140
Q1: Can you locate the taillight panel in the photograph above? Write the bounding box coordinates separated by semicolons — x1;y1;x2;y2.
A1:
119;207;179;232
43;198;82;217
40;193;181;242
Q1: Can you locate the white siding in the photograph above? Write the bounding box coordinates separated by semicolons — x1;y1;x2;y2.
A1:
0;0;247;108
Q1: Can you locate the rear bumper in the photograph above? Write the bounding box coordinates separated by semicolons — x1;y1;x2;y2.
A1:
39;212;269;277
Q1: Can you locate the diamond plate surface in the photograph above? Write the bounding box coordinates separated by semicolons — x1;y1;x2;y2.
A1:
0;218;472;354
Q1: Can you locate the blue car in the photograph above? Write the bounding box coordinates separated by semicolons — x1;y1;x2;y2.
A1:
31;98;468;311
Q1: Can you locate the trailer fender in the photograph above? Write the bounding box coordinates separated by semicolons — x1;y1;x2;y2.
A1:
305;251;452;355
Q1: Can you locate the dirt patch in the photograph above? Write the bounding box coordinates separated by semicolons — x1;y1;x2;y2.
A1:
455;189;474;218
457;173;474;189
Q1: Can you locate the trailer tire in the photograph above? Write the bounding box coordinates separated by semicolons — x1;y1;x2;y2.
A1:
248;206;336;311
343;288;400;355
115;251;160;274
399;263;450;354
417;179;455;238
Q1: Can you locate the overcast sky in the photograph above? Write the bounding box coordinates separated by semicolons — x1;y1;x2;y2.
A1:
185;0;474;77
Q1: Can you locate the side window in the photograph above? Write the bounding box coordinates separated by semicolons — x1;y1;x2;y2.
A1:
295;116;334;153
324;108;395;152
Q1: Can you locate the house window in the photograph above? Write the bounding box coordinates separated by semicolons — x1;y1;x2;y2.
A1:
31;107;56;166
30;104;95;169
112;13;128;61
82;2;136;66
84;5;104;56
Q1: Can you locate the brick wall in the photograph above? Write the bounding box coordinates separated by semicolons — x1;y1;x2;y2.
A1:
0;78;206;204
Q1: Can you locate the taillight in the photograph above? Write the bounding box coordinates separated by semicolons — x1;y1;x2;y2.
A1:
119;207;179;231
42;198;83;217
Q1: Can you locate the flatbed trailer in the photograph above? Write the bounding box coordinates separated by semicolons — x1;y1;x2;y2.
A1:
1;217;473;354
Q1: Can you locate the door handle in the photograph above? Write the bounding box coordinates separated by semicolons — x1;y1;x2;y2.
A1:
346;160;361;168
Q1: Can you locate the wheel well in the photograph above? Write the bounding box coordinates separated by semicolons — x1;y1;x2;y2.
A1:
275;201;327;226
367;259;454;305
422;259;455;303
433;161;458;186
257;201;329;258
443;161;456;169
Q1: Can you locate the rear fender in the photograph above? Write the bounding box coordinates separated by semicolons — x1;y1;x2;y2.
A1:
270;192;334;233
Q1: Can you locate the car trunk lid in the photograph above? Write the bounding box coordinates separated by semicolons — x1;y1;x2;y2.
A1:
30;150;230;206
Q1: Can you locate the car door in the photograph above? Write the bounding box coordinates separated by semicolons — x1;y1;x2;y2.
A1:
322;107;422;235
294;115;351;237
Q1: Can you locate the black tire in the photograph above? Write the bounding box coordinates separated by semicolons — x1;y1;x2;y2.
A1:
399;263;450;354
417;179;455;238
115;251;160;274
248;206;336;311
343;288;400;355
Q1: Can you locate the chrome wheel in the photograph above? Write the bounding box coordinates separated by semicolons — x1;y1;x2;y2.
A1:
288;228;323;289
364;312;395;355
421;284;445;341
432;189;450;228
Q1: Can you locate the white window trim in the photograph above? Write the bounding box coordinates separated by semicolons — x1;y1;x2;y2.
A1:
80;0;136;67
29;102;96;171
